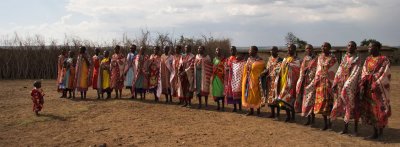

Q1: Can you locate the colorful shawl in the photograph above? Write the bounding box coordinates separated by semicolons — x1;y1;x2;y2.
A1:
92;55;101;89
330;53;361;123
264;56;283;106
359;55;391;128
75;53;92;92
147;54;161;90
274;56;301;108
194;54;213;96
170;54;181;97
124;52;136;87
177;53;195;100
57;54;66;92
242;56;265;108
314;53;338;115
111;53;125;90
295;55;317;116
98;57;111;92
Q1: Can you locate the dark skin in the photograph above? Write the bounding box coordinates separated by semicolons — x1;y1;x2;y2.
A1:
80;47;91;66
184;45;191;54
322;42;331;56
368;43;380;57
95;48;100;56
130;45;137;54
164;46;170;56
305;45;314;57
271;48;278;58
175;46;181;55
248;46;257;57
62;49;67;56
246;46;261;116
287;44;296;57
347;42;356;55
230;46;237;56
196;46;208;109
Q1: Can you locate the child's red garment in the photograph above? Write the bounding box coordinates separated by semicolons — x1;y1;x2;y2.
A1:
31;88;44;112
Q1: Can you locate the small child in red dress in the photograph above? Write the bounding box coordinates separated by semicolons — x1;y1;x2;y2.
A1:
31;81;44;116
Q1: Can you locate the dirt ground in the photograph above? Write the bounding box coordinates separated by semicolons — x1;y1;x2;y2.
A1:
0;67;399;147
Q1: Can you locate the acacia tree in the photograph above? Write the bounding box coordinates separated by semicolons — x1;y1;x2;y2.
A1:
285;32;308;49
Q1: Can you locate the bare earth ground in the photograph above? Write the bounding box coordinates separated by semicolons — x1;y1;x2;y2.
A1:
0;67;400;147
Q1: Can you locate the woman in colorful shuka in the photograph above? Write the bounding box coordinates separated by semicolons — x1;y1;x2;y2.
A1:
274;44;301;122
111;45;125;99
62;51;76;99
148;46;161;102
124;45;137;99
314;42;338;130
133;46;149;100
57;48;67;98
98;50;112;99
158;46;174;103
75;46;92;99
92;48;102;99
242;46;265;116
330;41;361;134
212;47;226;111
359;41;391;139
260;46;283;119
295;44;317;125
224;46;244;112
171;46;182;103
31;81;44;116
178;45;195;107
194;46;212;109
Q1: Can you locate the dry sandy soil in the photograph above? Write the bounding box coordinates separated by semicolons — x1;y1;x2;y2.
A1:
1;67;400;147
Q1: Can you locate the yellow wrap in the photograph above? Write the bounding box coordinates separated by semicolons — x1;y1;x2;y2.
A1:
241;59;265;108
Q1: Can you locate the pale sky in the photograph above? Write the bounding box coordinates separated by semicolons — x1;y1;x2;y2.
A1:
0;0;399;46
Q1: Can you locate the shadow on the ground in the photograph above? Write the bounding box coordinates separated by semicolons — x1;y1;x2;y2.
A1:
39;113;68;121
60;95;400;144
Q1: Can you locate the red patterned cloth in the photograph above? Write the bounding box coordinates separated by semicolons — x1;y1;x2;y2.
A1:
31;88;44;112
92;55;101;89
330;54;361;123
111;53;125;90
359;55;391;128
295;55;317;116
314;54;338;115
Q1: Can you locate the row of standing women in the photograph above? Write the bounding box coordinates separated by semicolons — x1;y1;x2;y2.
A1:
56;41;391;139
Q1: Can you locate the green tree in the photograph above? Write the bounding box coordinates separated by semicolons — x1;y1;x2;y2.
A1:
360;38;377;46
